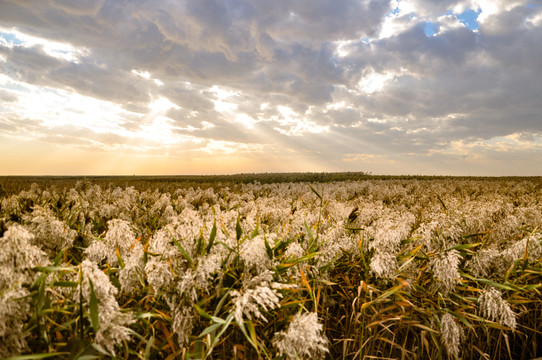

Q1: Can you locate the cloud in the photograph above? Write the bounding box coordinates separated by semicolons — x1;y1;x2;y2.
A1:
0;0;541;175
51;0;104;16
0;88;17;102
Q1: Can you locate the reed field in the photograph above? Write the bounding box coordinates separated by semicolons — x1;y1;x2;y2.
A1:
0;175;541;359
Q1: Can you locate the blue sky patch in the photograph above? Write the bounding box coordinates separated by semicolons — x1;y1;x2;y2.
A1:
0;32;23;45
456;9;481;30
424;22;437;37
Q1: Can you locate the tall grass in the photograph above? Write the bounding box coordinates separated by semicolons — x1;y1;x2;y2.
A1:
0;178;541;359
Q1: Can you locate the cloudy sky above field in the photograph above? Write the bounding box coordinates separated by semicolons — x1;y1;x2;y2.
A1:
1;0;541;175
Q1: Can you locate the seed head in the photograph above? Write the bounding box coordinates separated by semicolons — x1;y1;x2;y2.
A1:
440;313;463;358
430;250;462;294
240;235;273;273
370;251;397;279
478;288;516;329
273;312;329;360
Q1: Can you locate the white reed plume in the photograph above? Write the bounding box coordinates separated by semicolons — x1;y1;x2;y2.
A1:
145;259;175;294
369;210;415;253
370;251;397;279
429;250;462;294
284;241;305;260
440;313;463;358
478;287;517;329
166;294;195;347
23;206;76;255
502;233;542;264
85;219;137;266
231;285;282;324
273;312;329;360
0;224;49;357
231;270;282;324
118;248;145;293
78;260;133;354
465;247;500;278
0;224;49;288
240;235;273;273
0;288;31;357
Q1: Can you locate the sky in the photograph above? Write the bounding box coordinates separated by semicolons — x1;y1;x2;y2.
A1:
0;0;541;176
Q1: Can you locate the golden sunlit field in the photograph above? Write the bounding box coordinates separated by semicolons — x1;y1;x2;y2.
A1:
1;174;541;359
